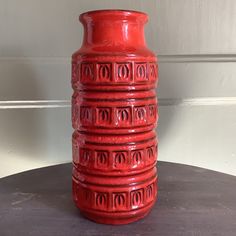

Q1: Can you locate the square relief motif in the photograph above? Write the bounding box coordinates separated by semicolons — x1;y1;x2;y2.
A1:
135;63;147;81
97;63;112;82
115;63;132;82
95;150;109;169
81;63;94;82
96;107;112;125
134;106;147;124
116;107;131;126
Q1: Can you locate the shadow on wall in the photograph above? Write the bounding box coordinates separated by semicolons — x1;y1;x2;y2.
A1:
0;52;72;176
0;56;46;167
157;62;177;149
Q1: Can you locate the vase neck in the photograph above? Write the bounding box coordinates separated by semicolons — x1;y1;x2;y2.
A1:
79;10;148;51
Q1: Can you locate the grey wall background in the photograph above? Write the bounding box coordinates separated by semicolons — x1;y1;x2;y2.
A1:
0;0;236;177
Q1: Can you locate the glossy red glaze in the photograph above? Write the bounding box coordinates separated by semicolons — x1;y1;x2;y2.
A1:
71;9;158;225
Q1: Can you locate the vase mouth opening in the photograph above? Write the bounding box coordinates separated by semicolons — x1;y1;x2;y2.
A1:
79;9;148;24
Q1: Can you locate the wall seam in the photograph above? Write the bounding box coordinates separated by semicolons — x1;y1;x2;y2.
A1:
1;97;236;109
0;54;236;63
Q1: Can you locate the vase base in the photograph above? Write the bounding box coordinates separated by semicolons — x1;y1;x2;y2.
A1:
79;201;156;225
81;211;149;225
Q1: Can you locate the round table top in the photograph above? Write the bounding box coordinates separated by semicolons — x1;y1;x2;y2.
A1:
0;162;235;236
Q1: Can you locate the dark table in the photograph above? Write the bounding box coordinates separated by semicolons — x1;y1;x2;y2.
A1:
0;162;235;236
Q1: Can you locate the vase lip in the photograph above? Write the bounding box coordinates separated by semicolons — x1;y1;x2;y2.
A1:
79;9;148;23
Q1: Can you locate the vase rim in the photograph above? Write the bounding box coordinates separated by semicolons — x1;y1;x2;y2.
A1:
79;9;148;23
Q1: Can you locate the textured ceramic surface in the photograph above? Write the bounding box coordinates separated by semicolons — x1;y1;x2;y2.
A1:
71;9;158;225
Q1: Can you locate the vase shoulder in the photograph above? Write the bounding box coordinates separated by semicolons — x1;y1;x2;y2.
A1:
72;49;157;62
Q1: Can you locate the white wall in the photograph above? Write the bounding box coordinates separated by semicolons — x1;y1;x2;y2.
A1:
0;0;236;177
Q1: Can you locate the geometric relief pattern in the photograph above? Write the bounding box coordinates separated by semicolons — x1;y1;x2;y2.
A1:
117;107;131;125
95;192;108;210
71;93;81;128
113;192;127;210
84;188;91;204
72;58;158;220
75;144;157;170
80;106;93;124
113;151;128;169
131;149;144;167
116;63;132;82
74;185;92;207
81;63;94;82
134;106;147;124
78;105;157;127
97;63;112;82
149;63;158;81
148;104;157;119
96;107;112;125
131;189;144;208
74;61;157;84
72;140;79;164
146;184;154;203
71;62;78;84
79;148;91;166
95;151;109;169
146;146;156;163
135;63;147;81
72;101;79;128
75;181;157;212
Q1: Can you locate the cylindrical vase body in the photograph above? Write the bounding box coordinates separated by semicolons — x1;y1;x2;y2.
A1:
71;10;158;225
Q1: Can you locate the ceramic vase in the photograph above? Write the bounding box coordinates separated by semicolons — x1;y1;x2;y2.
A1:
71;9;158;225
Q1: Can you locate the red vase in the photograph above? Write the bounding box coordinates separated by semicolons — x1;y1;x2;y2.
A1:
71;10;158;225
